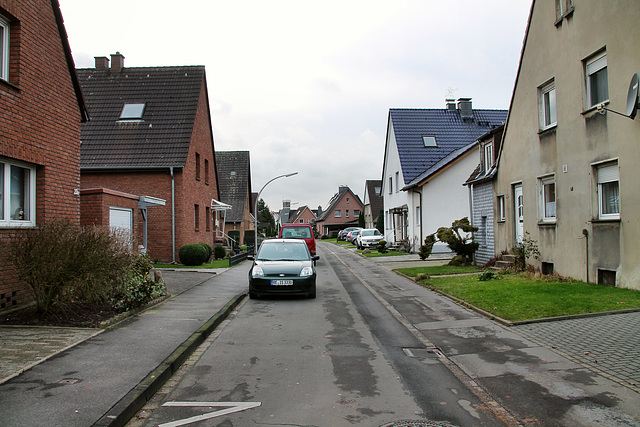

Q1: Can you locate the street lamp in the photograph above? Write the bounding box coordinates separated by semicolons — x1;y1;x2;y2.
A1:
254;172;298;253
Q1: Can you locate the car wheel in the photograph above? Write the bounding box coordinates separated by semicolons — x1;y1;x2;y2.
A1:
307;289;316;299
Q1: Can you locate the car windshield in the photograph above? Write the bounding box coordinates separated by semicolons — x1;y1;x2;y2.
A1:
281;227;312;238
361;230;381;237
257;242;310;261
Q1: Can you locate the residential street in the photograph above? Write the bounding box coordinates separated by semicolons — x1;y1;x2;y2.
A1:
1;241;639;426
133;242;640;426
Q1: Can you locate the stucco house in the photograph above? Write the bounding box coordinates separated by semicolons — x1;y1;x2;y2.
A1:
0;0;88;311
382;100;507;252
315;186;363;237
363;180;383;230
494;0;640;289
464;125;504;265
77;54;220;263
215;151;253;246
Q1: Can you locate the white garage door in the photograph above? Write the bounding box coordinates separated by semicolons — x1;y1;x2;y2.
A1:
109;207;132;237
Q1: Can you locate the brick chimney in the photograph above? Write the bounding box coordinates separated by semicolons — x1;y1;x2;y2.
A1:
445;99;457;111
110;52;125;73
457;98;473;119
95;56;109;70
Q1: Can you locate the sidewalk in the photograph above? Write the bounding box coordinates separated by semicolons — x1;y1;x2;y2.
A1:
368;250;640;391
0;264;249;427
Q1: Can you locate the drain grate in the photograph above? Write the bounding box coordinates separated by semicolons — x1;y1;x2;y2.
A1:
380;420;458;427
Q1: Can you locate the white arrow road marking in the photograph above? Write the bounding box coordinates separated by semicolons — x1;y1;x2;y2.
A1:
158;402;262;427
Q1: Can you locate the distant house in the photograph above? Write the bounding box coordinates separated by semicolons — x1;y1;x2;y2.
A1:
494;0;640;289
363;180;383;229
382;99;507;252
464;125;504;265
315;186;363;237
77;54;219;263
287;205;316;224
0;0;88;311
215;151;253;245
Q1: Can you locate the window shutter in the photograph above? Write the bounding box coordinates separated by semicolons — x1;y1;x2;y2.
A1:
597;164;619;183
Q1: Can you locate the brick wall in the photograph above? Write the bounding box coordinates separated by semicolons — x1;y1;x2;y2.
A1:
0;0;83;311
80;188;143;248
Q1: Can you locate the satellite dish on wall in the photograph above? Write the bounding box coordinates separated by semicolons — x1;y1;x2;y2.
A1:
626;72;640;119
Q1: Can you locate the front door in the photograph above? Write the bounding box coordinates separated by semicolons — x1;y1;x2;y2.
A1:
514;184;524;242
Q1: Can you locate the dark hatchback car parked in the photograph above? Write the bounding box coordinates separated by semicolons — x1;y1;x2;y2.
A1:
248;239;319;299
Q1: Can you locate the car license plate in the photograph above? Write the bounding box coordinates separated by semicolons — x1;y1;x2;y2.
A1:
271;280;293;286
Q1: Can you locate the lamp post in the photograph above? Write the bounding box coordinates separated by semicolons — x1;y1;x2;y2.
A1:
254;172;298;253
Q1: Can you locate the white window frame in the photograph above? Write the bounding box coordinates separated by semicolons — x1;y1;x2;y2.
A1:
0;15;9;81
538;80;557;130
354;209;360;217
388;177;392;194
415;206;421;226
334;210;341;218
395;172;399;193
538;175;556;223
0;158;37;227
346;209;349;218
483;143;493;172
586;51;609;109
497;195;506;222
595;161;620;220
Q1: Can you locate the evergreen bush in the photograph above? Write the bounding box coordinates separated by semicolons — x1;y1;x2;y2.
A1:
198;243;213;260
178;243;209;266
214;244;227;260
377;240;388;254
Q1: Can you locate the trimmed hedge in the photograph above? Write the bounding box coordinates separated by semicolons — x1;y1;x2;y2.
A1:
179;243;209;266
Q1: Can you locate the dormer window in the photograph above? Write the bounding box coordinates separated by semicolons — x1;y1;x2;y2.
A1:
119;103;146;120
422;135;437;147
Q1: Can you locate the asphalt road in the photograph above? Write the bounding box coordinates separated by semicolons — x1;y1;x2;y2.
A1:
133;244;506;427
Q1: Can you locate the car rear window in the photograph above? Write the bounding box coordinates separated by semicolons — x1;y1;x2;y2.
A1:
281;226;312;239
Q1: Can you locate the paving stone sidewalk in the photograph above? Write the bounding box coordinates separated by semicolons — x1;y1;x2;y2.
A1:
0;326;102;383
512;311;640;389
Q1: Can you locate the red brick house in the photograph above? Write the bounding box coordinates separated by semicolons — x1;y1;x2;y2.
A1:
77;54;219;262
315;186;363;237
287;205;316;225
215;151;253;245
0;0;88;311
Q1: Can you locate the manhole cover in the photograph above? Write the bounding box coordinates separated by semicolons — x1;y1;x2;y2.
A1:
380;421;458;427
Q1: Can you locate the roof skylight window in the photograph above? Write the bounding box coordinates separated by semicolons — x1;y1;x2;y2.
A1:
422;135;437;147
119;103;146;120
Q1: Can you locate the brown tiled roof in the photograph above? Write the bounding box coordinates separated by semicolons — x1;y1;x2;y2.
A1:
77;66;205;169
365;180;383;221
216;151;252;222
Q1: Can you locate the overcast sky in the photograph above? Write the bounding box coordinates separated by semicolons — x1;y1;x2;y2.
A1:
59;0;531;214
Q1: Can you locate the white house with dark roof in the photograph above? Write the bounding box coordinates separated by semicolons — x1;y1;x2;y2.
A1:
382;99;507;252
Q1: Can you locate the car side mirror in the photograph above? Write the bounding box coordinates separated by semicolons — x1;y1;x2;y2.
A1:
247;255;254;261
312;255;320;261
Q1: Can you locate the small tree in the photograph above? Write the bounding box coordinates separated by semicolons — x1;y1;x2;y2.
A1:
436;217;479;266
375;210;384;234
257;199;275;237
512;232;541;270
418;234;436;260
358;211;365;228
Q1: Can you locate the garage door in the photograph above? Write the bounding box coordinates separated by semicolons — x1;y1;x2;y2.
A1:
109;207;132;237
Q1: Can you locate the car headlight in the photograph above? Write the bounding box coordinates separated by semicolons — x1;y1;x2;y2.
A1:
252;266;265;277
300;266;313;277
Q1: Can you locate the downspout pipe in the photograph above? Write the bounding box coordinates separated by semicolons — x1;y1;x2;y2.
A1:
171;167;176;263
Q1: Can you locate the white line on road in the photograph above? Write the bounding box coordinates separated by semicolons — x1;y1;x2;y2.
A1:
158;402;262;427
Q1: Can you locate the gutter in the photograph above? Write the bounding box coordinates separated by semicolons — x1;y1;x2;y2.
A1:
170;167;176;263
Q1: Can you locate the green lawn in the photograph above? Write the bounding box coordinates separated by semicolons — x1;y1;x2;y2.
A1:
153;259;230;269
403;270;640;322
396;265;481;276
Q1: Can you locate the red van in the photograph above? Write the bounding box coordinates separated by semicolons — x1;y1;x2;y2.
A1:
278;223;316;256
